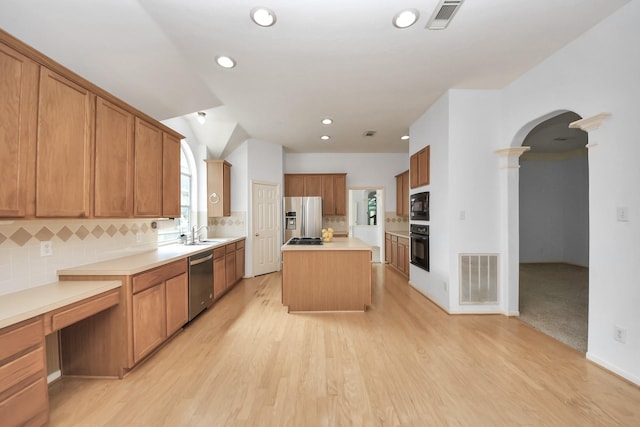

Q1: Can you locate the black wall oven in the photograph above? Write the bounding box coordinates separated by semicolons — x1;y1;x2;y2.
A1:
410;224;430;271
410;192;429;221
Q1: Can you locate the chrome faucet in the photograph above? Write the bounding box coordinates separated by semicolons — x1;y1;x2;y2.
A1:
191;225;209;244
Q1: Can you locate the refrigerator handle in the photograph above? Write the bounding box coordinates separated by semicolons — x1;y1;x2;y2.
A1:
301;200;305;236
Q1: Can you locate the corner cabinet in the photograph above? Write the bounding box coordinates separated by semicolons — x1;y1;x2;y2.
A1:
0;42;38;217
36;69;93;217
410;146;430;189
206;160;231;217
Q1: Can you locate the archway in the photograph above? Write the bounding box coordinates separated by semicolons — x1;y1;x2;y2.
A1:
517;111;589;352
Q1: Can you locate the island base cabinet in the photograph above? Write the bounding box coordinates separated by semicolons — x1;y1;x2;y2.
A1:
282;250;371;311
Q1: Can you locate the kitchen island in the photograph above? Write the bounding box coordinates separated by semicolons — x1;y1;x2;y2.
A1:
281;237;372;312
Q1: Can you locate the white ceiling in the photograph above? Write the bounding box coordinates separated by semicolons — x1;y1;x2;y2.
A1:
0;0;628;156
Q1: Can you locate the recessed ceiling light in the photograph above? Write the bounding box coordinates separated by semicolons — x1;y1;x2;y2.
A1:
321;135;331;141
250;7;277;27
401;135;410;140
197;111;206;125
321;118;333;125
216;56;236;69
393;9;420;29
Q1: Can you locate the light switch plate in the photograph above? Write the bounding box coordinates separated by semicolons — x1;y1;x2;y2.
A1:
617;206;629;222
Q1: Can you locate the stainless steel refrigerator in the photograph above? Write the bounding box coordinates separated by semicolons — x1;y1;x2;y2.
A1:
284;197;323;241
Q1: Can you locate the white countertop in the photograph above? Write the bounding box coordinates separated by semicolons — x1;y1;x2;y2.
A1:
58;237;245;276
0;280;121;329
281;237;372;252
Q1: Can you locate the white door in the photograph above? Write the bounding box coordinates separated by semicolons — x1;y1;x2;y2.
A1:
252;182;280;276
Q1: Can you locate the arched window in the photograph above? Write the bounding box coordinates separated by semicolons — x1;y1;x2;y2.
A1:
158;141;197;243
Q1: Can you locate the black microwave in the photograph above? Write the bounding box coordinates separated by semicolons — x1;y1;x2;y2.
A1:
410;192;429;221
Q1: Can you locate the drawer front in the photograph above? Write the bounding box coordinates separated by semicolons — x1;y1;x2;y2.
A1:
0;347;44;397
0;377;48;427
133;259;187;294
0;318;43;363
391;235;398;243
225;243;236;254
235;239;245;249
49;289;120;333
213;247;226;259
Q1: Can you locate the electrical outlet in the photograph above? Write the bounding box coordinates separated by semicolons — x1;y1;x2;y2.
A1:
459;210;466;220
40;241;53;257
614;326;627;343
136;232;143;243
616;207;629;222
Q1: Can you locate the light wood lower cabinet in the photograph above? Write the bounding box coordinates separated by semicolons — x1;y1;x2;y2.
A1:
386;232;410;277
165;273;188;337
213;239;245;301
131;260;187;364
0;317;49;427
132;283;165;364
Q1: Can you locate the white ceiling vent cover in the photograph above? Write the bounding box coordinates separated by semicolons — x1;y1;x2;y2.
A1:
426;0;464;30
459;254;498;304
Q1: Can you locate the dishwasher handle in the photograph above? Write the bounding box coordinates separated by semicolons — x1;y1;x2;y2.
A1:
190;253;213;266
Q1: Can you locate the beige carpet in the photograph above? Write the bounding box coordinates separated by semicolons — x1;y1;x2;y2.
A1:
518;263;588;353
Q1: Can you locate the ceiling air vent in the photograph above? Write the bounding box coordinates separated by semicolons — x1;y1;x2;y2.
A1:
426;0;464;30
363;130;377;137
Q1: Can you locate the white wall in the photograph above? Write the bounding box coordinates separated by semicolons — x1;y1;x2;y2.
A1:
500;1;640;383
409;93;450;311
284;153;408;212
520;155;589;266
409;1;639;384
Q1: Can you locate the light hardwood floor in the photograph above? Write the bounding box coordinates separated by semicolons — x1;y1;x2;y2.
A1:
48;265;640;426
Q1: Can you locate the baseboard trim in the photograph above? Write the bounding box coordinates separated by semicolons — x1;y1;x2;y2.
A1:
586;352;640;386
47;370;61;384
520;260;589;268
407;280;450;315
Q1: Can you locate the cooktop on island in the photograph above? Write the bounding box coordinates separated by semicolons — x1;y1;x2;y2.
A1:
287;237;323;246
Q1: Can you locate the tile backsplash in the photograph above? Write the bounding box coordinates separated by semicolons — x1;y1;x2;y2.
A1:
0;219;158;296
208;212;247;237
385;212;409;232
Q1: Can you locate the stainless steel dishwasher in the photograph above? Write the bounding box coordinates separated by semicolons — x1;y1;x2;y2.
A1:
188;250;213;321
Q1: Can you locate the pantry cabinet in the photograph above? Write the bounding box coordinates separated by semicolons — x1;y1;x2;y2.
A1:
395;170;409;217
410;146;430;189
36;68;93;217
94;97;134;217
0;43;38;218
206;160;232;217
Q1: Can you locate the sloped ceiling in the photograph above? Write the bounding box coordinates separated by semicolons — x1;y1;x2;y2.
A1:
0;0;629;156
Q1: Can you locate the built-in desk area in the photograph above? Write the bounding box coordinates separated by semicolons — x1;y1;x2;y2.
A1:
0;280;122;426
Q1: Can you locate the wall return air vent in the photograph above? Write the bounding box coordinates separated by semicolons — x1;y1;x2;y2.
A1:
426;0;464;30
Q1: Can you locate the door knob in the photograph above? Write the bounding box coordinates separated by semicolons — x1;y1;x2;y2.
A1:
255;233;260;237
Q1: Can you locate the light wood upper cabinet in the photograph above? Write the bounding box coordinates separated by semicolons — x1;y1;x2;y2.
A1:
410;146;430;189
284;174;304;197
36;69;93;217
395;170;409;217
285;173;346;215
0;43;38;218
162;133;181;218
322;174;346;216
304;175;322;197
206;160;231;217
94;97;134;217
134;118;163;217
